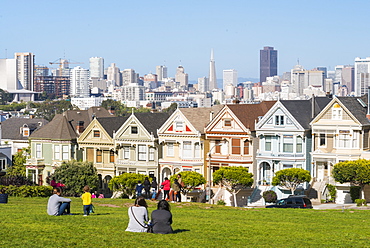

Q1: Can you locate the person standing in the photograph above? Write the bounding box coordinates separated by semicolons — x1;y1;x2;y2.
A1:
136;181;144;197
126;196;149;232
81;185;92;216
47;187;72;216
151;177;158;200
172;179;181;202
151;200;173;234
161;177;171;201
143;177;151;199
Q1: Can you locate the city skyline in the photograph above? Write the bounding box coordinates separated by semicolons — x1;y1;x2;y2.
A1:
1;1;370;81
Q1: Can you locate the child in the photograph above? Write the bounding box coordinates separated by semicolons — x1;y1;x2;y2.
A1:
136;181;144;197
81;185;92;216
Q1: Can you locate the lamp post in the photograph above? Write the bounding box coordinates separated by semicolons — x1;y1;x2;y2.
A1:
206;139;227;203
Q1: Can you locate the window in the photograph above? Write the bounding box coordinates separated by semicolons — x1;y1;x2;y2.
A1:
296;136;303;153
215;140;221;153
94;130;100;137
124;146;130;159
23;129;29;137
167;143;174;156
0;159;6;170
149;147;155;161
54;145;60;160
138;145;147;161
337;130;350;148
87;148;94;162
265;136;272;151
131;126;138;134
319;134;326;147
194;143;200;158
224;119;231;127
175;122;183;131
244;140;249;155
275;115;284;125
332;103;343;120
62;145;69;160
110;150;115;163
231;138;241;155
283;135;293;153
183;141;192;158
36;144;42;158
96;150;102;163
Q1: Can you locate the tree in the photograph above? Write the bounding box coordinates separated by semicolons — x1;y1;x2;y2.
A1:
170;171;206;195
32;100;75;121
51;160;99;196
0;88;13;105
332;159;370;199
213;166;254;207
7;147;30;177
162;103;177;113
272;168;311;195
109;173;146;199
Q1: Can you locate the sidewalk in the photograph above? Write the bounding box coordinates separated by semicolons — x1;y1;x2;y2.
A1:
312;203;370;210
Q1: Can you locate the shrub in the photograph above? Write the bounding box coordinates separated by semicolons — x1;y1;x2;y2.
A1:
326;184;337;202
263;190;277;203
350;186;361;203
0;185;53;197
0;175;33;186
217;199;226;205
355;199;367;206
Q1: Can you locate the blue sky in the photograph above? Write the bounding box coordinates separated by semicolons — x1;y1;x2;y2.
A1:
1;0;369;81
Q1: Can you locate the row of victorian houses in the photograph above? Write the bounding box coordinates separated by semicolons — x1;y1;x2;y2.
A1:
3;92;370;205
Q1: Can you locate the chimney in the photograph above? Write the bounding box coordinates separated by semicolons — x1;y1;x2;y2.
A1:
311;95;315;119
76;121;84;134
108;106;115;115
367;87;370;120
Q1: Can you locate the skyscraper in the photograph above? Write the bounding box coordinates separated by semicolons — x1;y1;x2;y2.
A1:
156;65;167;81
89;57;104;79
223;69;238;90
107;63;121;86
260;46;277;83
209;49;217;90
354;57;370;96
198;76;209;93
175;65;188;89
70;66;90;98
15;52;35;91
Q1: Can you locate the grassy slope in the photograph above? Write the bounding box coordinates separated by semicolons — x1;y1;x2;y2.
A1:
1;197;370;248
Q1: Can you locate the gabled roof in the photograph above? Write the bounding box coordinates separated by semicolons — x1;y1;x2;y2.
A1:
30;107;113;140
96;116;129;138
336;95;370;126
179;105;223;133
1;118;49;140
133;112;170;138
280;97;331;129
226;101;276;131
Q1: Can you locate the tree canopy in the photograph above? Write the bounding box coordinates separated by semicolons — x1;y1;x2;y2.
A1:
332;159;370;198
170;171;206;194
50;160;99;196
213;166;253;206
272;168;311;195
109;173;146;198
101;99;150;117
6;147;30;177
0;88;13;105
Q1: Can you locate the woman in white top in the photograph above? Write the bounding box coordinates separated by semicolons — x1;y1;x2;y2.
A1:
125;196;149;232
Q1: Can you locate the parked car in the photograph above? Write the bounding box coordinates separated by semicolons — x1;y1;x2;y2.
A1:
265;196;313;209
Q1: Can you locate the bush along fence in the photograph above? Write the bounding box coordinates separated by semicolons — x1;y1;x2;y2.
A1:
0;185;53;197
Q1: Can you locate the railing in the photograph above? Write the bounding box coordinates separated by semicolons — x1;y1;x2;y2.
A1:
26;158;44;164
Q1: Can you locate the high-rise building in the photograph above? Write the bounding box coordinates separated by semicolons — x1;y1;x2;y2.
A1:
15;52;35;91
107;63;121;86
223;69;238;90
0;58;17;91
209;49;217;90
89;57;104;79
175;65;188;89
354;57;370;96
70;66;90;98
156;65;167;81
291;65;324;95
198;76;209;93
341;66;354;93
260;46;277;83
122;69;137;85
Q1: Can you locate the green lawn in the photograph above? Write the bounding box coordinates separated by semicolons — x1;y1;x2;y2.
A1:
1;197;370;247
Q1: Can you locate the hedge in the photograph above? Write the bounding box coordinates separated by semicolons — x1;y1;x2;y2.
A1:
0;185;53;197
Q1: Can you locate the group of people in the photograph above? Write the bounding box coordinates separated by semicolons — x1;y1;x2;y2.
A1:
136;174;184;203
126;196;173;234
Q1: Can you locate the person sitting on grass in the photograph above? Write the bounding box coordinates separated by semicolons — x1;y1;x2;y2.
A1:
81;185;92;216
151;200;173;234
126;196;149;232
47;187;72;216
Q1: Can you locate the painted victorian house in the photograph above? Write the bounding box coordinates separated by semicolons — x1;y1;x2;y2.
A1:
310;95;370;203
26;107;113;185
204;101;276;205
77;116;128;194
255;98;330;198
157;106;223;182
114;112;170;178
